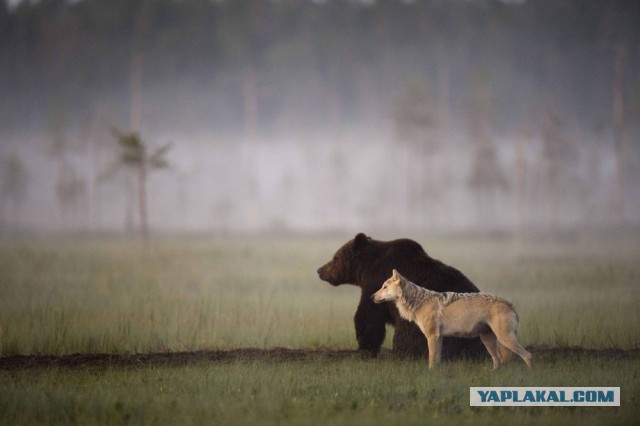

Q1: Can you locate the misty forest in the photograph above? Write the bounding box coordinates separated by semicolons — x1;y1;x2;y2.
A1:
1;0;639;237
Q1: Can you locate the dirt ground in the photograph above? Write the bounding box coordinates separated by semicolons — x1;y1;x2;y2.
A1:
1;347;638;370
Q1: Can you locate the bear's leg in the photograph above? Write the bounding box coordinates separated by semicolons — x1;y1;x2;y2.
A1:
440;336;486;360
393;320;486;359
354;297;387;358
392;321;428;358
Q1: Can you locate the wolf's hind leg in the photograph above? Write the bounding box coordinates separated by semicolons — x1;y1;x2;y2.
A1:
497;342;512;363
496;332;532;368
480;330;502;369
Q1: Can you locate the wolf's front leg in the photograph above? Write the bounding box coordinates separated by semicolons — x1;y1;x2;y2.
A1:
427;334;442;368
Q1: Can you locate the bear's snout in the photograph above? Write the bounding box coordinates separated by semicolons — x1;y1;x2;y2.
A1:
317;263;342;286
317;265;329;280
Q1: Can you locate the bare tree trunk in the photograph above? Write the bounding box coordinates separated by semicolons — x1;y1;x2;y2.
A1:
242;65;259;141
129;0;151;240
611;44;626;225
129;53;144;132
0;199;4;231
513;133;527;240
437;44;453;230
126;46;144;238
404;146;413;229
84;105;107;234
11;197;19;231
424;151;437;232
547;164;559;237
129;0;152;132
327;64;342;131
125;173;135;235
138;160;148;242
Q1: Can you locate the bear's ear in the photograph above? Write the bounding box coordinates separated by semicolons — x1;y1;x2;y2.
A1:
354;233;370;250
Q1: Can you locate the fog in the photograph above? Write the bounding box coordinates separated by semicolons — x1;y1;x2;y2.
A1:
1;0;639;237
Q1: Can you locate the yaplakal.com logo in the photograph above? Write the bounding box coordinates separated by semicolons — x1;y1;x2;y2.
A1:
470;387;620;406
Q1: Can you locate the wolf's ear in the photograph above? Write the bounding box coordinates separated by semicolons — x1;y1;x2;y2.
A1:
395;271;406;287
392;269;399;279
354;233;370;250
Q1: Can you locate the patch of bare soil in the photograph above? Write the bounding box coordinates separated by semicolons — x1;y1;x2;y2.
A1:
0;347;638;370
0;348;359;370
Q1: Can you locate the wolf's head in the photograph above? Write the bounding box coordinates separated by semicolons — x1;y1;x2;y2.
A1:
371;269;405;303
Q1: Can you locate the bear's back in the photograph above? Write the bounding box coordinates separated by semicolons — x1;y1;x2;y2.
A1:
368;238;479;294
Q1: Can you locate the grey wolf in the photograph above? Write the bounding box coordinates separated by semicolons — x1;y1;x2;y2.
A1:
372;269;532;369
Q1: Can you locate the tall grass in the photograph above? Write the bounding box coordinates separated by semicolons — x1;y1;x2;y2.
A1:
0;235;639;355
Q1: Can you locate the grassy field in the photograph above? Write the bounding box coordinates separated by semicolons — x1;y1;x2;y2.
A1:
2;354;639;425
1;234;639;424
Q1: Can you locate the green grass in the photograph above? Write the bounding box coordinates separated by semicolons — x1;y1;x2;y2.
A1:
0;237;359;355
1;235;639;424
1;235;639;355
1;356;639;425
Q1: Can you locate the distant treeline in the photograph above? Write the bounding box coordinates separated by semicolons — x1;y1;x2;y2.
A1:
1;0;640;235
1;0;639;138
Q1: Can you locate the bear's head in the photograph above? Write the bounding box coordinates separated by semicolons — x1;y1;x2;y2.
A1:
317;232;372;286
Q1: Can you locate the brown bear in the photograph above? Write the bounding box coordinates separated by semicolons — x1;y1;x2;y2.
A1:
317;233;485;359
